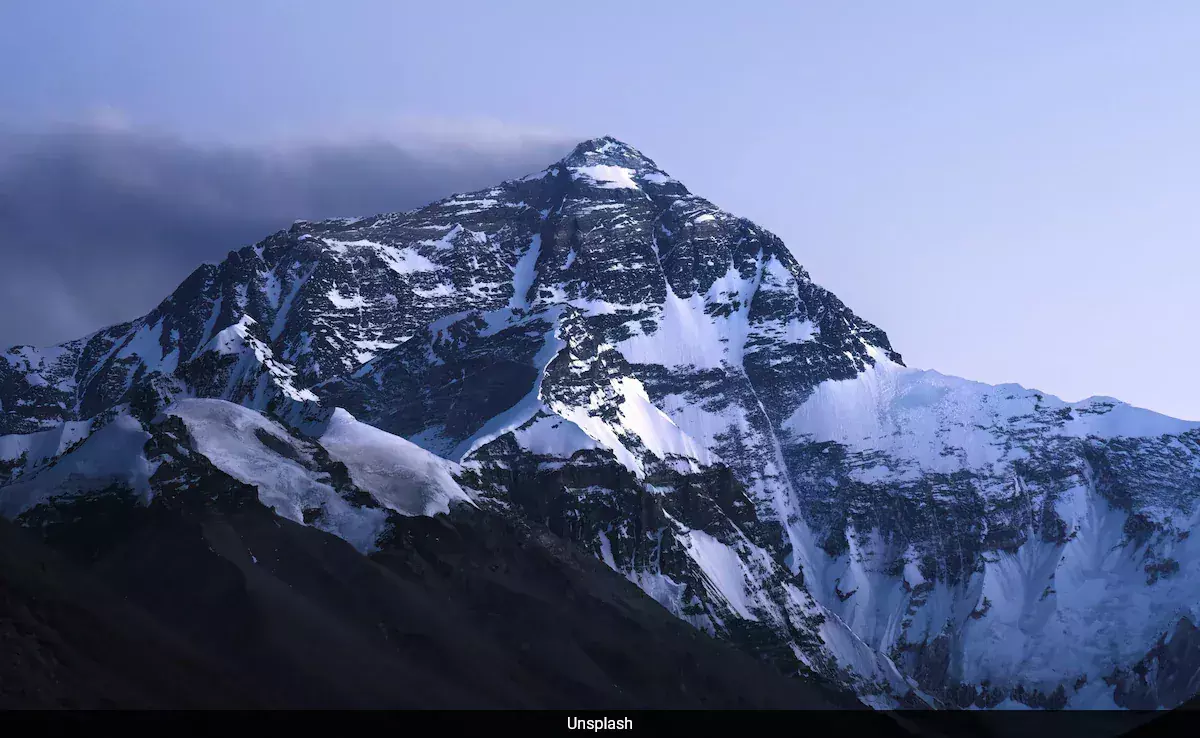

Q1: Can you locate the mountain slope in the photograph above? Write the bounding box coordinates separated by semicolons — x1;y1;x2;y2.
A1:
0;453;869;710
2;136;1198;710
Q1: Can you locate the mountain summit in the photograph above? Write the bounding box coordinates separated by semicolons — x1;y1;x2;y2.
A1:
2;139;1198;711
559;135;664;170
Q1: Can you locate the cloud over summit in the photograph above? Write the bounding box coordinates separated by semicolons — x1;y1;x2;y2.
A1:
0;123;575;347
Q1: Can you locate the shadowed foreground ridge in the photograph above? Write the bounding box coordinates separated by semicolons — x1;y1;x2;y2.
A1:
0;503;862;709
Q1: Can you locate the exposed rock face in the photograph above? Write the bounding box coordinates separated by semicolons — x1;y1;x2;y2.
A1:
2;137;1198;709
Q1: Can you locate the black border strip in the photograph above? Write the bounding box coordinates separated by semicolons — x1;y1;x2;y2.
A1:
0;708;1195;737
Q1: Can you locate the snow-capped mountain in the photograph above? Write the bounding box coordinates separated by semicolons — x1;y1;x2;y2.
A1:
2;137;1197;710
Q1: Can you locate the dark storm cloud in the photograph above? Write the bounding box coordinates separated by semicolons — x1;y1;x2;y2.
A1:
0;127;573;348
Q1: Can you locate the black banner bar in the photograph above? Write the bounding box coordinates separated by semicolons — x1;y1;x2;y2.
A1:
0;708;1194;738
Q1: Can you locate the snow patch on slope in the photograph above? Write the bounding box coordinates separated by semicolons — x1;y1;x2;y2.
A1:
617;262;766;371
324;238;443;275
685;529;758;620
0;419;94;473
168;399;387;552
451;314;567;462
0;413;155;517
377;244;442;275
548;373;715;476
611;377;715;466
571;164;640;190
317;408;473;517
507;235;541;311
326;287;369;309
115;320;179;375
513;414;603;458
203;315;318;403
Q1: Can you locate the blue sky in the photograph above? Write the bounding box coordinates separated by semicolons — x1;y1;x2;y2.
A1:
2;1;1198;419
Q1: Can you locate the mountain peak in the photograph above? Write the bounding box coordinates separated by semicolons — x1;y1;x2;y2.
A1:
5;117;1200;714
559;136;660;171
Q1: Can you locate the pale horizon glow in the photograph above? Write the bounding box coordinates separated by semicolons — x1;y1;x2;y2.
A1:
1;1;1197;420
